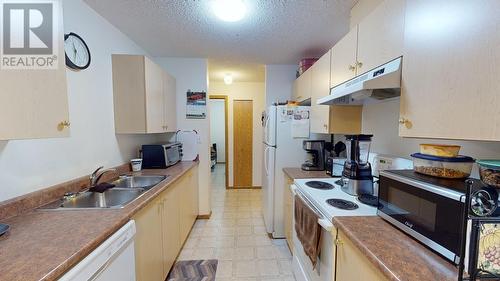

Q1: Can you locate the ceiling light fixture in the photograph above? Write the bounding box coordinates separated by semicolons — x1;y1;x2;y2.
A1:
224;74;233;85
213;0;246;22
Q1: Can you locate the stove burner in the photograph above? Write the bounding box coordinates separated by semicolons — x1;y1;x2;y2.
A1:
358;194;379;207
305;181;334;190
326;198;359;210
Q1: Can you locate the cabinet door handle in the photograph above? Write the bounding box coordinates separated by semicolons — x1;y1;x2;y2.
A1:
399;118;412;129
57;121;71;131
356;61;363;69
335;238;343;246
348;65;356;72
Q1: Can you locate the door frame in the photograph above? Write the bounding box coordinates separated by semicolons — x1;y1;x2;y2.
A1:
209;95;229;189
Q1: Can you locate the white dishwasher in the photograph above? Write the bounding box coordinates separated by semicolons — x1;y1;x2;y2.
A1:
59;220;136;281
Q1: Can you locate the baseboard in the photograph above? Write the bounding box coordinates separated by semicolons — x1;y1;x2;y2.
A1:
197;211;212;219
227;186;262;189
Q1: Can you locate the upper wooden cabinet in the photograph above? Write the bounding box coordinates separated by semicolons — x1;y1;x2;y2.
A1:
330;27;358;88
292;69;311;103
0;2;69;140
357;0;406;73
309;51;363;134
331;0;405;88
310;51;332;133
399;0;500;141
112;55;176;134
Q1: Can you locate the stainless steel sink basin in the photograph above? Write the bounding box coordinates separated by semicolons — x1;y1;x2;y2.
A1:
110;175;167;190
61;189;144;209
39;175;168;210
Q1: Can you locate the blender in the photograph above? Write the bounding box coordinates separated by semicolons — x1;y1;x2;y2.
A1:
341;134;374;196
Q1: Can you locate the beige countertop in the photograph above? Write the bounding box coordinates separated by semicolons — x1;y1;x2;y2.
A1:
333;216;459;281
283;167;332;179
0;161;198;281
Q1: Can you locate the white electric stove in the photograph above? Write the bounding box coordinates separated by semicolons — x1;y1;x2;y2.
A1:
294;177;378;221
291;155;413;281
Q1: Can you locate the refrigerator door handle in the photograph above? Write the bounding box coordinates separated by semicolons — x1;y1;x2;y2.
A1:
264;146;269;176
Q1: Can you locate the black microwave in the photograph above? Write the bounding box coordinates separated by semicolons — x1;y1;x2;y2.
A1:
377;170;476;264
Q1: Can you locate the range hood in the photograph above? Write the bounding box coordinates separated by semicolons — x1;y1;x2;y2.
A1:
318;57;402;105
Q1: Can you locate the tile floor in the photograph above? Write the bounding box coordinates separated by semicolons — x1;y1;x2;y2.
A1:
177;164;296;281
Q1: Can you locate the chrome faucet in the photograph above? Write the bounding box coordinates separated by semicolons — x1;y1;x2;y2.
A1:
89;166;117;187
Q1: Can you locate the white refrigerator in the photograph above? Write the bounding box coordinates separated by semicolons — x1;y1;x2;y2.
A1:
262;105;310;238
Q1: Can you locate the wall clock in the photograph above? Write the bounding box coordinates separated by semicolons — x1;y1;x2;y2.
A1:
64;32;91;70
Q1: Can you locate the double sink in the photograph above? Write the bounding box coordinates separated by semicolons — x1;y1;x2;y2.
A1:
41;175;167;210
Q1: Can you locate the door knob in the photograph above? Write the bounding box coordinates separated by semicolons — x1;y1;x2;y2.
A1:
356;61;363;69
335;238;343;246
348;65;356;72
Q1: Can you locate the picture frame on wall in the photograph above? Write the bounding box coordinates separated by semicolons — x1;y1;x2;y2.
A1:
186;90;207;119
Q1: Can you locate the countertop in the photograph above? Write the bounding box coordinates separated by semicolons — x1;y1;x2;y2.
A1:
283;167;332;179
0;161;198;281
333;216;459;281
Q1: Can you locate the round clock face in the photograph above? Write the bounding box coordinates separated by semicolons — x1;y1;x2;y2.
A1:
64;33;91;70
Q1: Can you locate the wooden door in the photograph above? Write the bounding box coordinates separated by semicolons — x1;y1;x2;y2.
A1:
163;71;177;132
400;0;500;141
233;100;253;187
0;2;68;140
357;0;406;73
336;231;388;281
133;198;164;281
330;27;358;88
161;186;181;276
144;57;164;133
310;50;332;134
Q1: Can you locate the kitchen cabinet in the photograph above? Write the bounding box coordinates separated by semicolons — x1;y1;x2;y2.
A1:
310;50;363;134
160;184;181;277
134;197;164;281
330;0;405;88
399;0;500;141
283;174;294;252
0;2;69;140
330;27;358;88
162;71;177;133
292;69;311;103
356;0;406;73
179;167;199;243
133;166;199;281
335;230;389;281
112;55;176;134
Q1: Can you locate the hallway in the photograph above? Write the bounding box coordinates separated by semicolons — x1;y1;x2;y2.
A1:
176;164;295;280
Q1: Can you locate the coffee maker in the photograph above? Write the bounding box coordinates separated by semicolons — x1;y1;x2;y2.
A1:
301;140;325;171
341;134;374;195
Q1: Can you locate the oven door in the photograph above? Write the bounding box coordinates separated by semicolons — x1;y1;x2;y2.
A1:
378;173;465;264
292;187;336;281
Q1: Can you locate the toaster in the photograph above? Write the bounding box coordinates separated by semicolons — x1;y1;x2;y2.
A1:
141;142;183;169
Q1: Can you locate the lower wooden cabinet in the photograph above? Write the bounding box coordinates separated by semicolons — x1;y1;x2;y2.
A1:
336;230;389;281
283;174;294;252
133;166;199;281
134;197;164;281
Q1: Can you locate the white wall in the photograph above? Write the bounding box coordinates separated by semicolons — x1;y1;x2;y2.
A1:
0;0;161;201
209;99;226;162
208;82;265;187
265;65;298;106
155;57;211;215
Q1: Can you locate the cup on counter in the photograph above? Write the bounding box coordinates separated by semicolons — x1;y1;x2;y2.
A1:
131;158;143;172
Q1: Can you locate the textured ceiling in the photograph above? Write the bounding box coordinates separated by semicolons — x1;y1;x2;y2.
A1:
84;0;356;64
208;59;265;83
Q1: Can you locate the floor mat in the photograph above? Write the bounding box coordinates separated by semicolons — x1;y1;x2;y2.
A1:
166;259;218;281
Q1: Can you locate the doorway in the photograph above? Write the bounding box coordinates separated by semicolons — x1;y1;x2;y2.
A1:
233;100;253;188
209;95;229;189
